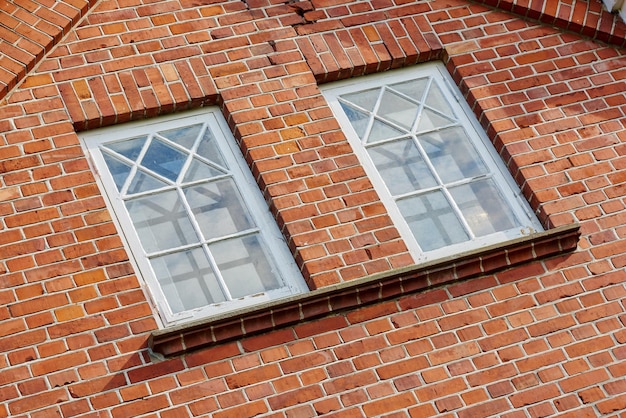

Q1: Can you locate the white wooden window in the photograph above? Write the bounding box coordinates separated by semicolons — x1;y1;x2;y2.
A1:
602;0;626;19
602;0;623;10
323;62;543;262
80;109;307;326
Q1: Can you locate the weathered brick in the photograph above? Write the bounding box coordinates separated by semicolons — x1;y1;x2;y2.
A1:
267;385;324;410
415;377;468;402
225;364;282;389
169;380;227;405
376;356;429;380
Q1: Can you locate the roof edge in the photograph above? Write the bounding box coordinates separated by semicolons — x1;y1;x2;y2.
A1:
0;0;97;103
471;0;626;48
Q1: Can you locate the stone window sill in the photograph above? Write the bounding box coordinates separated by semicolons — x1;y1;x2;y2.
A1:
149;224;580;357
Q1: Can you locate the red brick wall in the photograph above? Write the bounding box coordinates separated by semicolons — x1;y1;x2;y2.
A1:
1;0;626;416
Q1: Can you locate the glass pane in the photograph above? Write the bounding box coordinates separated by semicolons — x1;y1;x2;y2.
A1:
340;102;370;140
424;82;454;117
151;248;225;313
210;235;280;299
103;152;131;191
397;191;468;251
127;169;169;194
184;179;255;240
450;179;517;237
390;77;429;101
183;158;225;182
158;124;202;150
367;119;405;143
340;87;380;112
104;136;146;161
417;108;456;133
419;127;487;183
378;89;419;130
140;138;188;182
126;189;198;253
196;129;228;170
368;138;437;195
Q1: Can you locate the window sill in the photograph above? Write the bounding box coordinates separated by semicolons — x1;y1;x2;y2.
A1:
149;224;580;357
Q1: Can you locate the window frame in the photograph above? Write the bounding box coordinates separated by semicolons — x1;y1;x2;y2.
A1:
79;108;308;326
322;62;543;263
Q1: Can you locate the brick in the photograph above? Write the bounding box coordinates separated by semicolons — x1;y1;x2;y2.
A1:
438;309;489;331
0;238;46;259
126;359;185;384
31;351;87;376
478;329;528;351
8;293;68;317
110;394;170;418
47;316;106;338
376;356;429;380
487;295;535;317
528;315;577;337
324;370;377;394
362;392;416;416
429;342;481;366
170;380;226;405
565;336;615;359
415;378;467;402
280;351;333;374
268;385;324;410
0;155;40;174
4;208;59;228
225;364;282;389
456;398;510;418
516;350;567;373
597;393;626;415
386;321;439;345
510;383;561;407
8;389;69;415
535;283;584;304
212;400;268;418
560;369;610;393
294;315;348;339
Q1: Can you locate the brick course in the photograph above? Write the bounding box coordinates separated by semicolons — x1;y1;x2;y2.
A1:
1;0;626;417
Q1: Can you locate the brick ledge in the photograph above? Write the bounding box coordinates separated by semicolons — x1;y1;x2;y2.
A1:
149;224;580;357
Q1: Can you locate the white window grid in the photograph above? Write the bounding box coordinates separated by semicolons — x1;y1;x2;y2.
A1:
322;62;543;262
80;109;307;326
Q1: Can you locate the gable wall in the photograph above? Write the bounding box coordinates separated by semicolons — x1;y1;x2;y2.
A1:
1;0;626;416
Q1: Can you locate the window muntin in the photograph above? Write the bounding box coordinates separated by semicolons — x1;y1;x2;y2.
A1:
324;63;542;261
81;110;307;325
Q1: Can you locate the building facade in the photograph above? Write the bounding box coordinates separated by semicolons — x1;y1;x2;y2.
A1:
1;0;626;416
